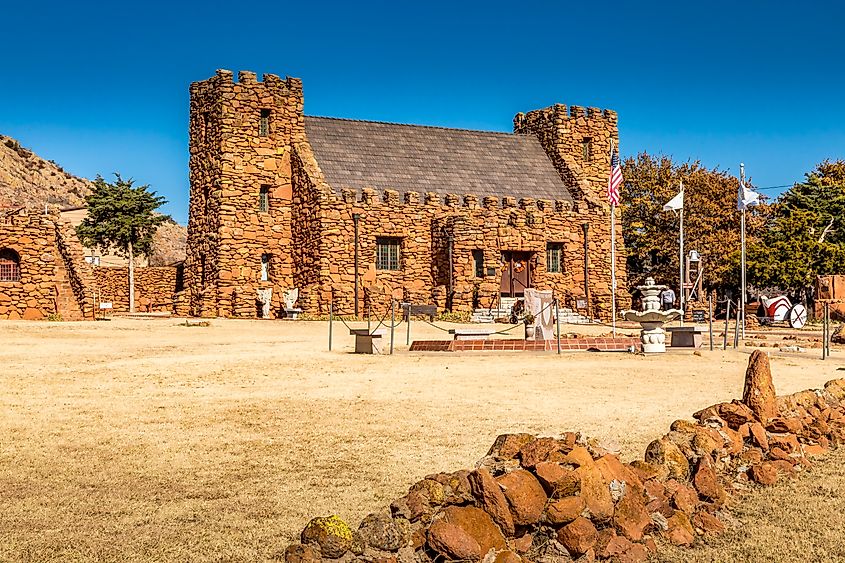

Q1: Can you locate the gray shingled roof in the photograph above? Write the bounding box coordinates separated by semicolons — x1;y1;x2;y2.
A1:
304;116;572;202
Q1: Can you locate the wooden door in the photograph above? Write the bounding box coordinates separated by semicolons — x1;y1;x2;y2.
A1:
500;252;532;297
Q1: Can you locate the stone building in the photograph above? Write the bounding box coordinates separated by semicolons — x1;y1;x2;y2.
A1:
184;69;628;319
0;207;95;320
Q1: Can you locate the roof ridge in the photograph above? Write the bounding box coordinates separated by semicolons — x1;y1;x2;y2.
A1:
304;115;520;137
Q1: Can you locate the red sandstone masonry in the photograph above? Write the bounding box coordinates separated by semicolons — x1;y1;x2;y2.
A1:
186;69;630;321
93;266;178;313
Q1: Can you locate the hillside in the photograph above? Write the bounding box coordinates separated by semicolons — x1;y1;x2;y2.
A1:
0;133;187;264
0;135;92;208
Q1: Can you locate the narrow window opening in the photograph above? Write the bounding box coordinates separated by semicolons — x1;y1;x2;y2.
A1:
259;109;271;137
0;248;21;282
175;264;185;292
581;137;592;162
472;249;485;278
546;243;563;273
376;237;401;271
259;185;270;212
261;253;271;281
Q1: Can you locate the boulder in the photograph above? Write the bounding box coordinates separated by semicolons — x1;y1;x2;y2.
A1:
595;454;645;499
496;469;547;526
534;462;571;494
742;350;779;424
749;422;769;450
301;515;355;558
612;490;651;541
284;543;321;563
692;511;726;535
487;433;536;460
749;462;779;486
557;516;598;556
519;437;562;468
439;506;506;556
468;469;515;536
574;462;614;521
545;496;585;525
766;417;804;434
358;513;412;551
427;520;481;561
692;456;725;505
664;512;695;546
644;437;690;481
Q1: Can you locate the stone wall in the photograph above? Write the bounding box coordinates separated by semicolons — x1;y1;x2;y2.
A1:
93;266;178;313
0;208;93;320
284;353;845;563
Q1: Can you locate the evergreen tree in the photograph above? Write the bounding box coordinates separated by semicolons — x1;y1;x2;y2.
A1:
76;174;167;312
748;160;845;300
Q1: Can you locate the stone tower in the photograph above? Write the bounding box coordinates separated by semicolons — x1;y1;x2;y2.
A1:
513;104;619;205
185;69;304;318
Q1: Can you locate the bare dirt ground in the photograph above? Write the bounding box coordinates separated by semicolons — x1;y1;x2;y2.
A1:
0;318;842;562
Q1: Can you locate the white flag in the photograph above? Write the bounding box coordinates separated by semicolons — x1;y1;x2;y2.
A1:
738;181;760;211
663;183;684;212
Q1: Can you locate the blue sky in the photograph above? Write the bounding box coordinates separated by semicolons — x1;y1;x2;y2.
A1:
2;1;843;224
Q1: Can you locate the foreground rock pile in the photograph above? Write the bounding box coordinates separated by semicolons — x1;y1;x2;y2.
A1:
286;351;845;563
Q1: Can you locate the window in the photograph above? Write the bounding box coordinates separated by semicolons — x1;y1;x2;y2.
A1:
0;248;21;282
261;253;271;281
259;109;271;137
581;137;592;162
546;243;563;273
376;237;401;271
472;249;485;278
259;185;270;212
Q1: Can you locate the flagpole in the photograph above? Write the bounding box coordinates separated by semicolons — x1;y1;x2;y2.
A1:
610;141;617;337
679;180;684;326
740;163;746;339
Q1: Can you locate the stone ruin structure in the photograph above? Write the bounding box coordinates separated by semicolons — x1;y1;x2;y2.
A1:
284;351;845;563
184;69;629;320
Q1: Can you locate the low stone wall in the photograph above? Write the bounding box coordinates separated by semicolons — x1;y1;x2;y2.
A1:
94;266;177;313
285;352;845;563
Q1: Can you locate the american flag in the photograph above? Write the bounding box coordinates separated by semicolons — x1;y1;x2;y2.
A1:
607;148;623;206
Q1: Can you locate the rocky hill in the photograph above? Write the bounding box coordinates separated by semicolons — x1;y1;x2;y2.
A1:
0;135;92;208
0;133;187;263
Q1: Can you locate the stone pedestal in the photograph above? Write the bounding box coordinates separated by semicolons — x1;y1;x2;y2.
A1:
640;321;668;353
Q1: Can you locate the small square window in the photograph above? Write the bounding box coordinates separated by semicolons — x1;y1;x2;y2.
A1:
259;109;271;137
376;237;401;271
546;243;563;273
259;185;270;212
581;137;592;162
472;249;485;278
261;253;271;281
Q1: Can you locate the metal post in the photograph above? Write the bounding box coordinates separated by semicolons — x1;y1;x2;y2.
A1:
823;302;830;360
723;300;730;350
555;298;561;355
611;202;617;337
733;303;740;349
353;212;360;318
406;304;411;346
709;295;714;351
367;302;371;331
679;181;685;327
328;301;333;351
740;163;747;339
390;299;395;355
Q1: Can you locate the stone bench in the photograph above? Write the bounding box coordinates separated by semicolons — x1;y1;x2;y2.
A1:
448;328;495;341
667;326;707;348
349;328;387;354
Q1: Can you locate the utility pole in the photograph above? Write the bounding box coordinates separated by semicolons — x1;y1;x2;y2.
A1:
679;180;684;326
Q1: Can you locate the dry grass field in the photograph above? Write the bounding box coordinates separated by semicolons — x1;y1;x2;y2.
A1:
0;318;842;562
